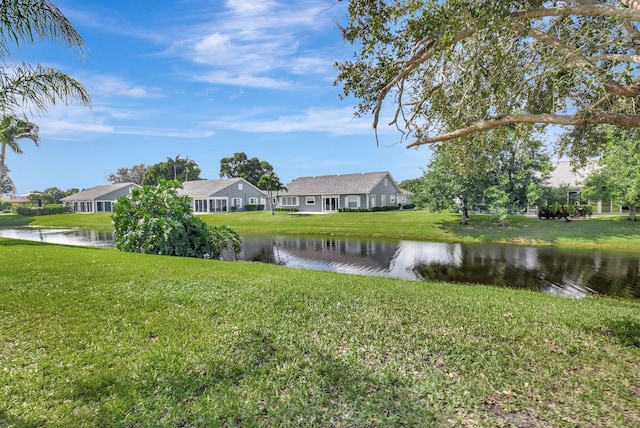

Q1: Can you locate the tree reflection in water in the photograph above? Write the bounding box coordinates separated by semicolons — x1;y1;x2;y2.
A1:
2;228;639;299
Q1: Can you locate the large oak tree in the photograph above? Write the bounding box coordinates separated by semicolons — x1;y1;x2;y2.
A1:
336;0;640;160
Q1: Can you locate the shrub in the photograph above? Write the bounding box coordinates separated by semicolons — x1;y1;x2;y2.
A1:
15;205;71;216
0;201;13;212
275;207;299;212
112;180;241;258
245;204;258;211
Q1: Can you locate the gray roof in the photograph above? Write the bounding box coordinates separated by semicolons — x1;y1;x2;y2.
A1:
282;171;396;195
547;161;598;190
60;182;140;201
179;178;265;197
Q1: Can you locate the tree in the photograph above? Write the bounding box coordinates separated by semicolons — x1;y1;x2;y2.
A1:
581;127;640;220
0;0;91;115
220;152;274;187
336;0;640;161
0;164;15;194
257;172;286;215
412;130;551;224
106;163;147;185
142;155;202;185
112;180;241;258
0;114;39;183
28;187;77;205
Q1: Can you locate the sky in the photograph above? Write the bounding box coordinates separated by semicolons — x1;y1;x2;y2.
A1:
5;0;432;194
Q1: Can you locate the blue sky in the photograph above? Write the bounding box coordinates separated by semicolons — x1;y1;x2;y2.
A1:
6;0;432;194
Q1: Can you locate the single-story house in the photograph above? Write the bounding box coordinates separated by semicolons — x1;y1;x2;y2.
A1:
178;178;267;213
61;182;141;213
0;194;30;206
279;171;408;213
539;161;637;214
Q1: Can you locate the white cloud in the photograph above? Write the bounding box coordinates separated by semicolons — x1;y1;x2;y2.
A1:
174;1;343;87
208;107;376;135
89;75;164;99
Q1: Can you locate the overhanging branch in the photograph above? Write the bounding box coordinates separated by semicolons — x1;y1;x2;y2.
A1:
407;112;640;148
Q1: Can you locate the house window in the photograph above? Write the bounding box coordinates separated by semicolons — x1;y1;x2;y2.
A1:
384;178;388;187
390;195;395;204
281;196;298;206
238;183;243;190
232;198;242;209
306;196;315;205
347;195;359;208
104;201;112;212
96;201;103;212
249;197;258;204
194;199;207;212
371;195;376;207
381;194;387;206
210;198;227;212
96;201;112;212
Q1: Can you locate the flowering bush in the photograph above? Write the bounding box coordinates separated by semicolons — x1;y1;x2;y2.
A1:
112;180;241;258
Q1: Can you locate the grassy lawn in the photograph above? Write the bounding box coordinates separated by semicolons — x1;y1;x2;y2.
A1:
4;210;640;250
1;238;639;426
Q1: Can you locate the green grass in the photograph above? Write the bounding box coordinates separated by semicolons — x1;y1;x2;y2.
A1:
5;210;640;250
1;239;639;426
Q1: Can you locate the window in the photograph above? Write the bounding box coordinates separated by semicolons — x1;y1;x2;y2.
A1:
210;199;227;212
238;183;243;190
249;197;258;204
384;178;388;186
381;194;387;206
390;195;395;204
347;195;359;208
280;196;298;206
232;198;242;209
96;201;113;212
194;199;207;212
306;196;315;205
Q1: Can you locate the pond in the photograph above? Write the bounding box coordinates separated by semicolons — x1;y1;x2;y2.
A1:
1;227;639;299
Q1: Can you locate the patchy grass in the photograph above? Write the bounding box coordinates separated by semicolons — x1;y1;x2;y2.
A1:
1;238;639;426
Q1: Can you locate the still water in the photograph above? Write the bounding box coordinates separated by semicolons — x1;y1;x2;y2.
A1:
2;228;639;299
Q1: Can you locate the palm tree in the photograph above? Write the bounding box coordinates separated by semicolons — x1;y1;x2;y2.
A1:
257;172;286;215
0;114;39;183
0;0;91;113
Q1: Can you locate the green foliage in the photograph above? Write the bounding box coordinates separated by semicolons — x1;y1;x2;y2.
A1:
336;0;640;157
582;127;640;220
27;186;77;205
220;152;275;187
106;163;147;185
412;131;551;216
0;1;91;113
0;200;13;212
142;155;201;185
112;180;241;258
257;171;285;214
15;204;71;216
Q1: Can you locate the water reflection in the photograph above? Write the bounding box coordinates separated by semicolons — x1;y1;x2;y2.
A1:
2;228;639;299
229;236;640;299
0;227;114;247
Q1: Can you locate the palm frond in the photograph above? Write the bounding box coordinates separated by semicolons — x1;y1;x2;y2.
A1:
0;0;85;58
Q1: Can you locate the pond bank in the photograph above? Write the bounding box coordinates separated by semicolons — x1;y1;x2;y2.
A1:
3;211;640;250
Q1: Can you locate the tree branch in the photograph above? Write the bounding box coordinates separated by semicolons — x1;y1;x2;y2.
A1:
407;112;640;148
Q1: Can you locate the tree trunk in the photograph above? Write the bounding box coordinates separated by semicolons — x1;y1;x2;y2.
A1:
460;207;469;225
628;206;637;221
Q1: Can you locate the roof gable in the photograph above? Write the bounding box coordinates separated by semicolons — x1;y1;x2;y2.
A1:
283;172;396;195
179;178;265;197
60;183;140;201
